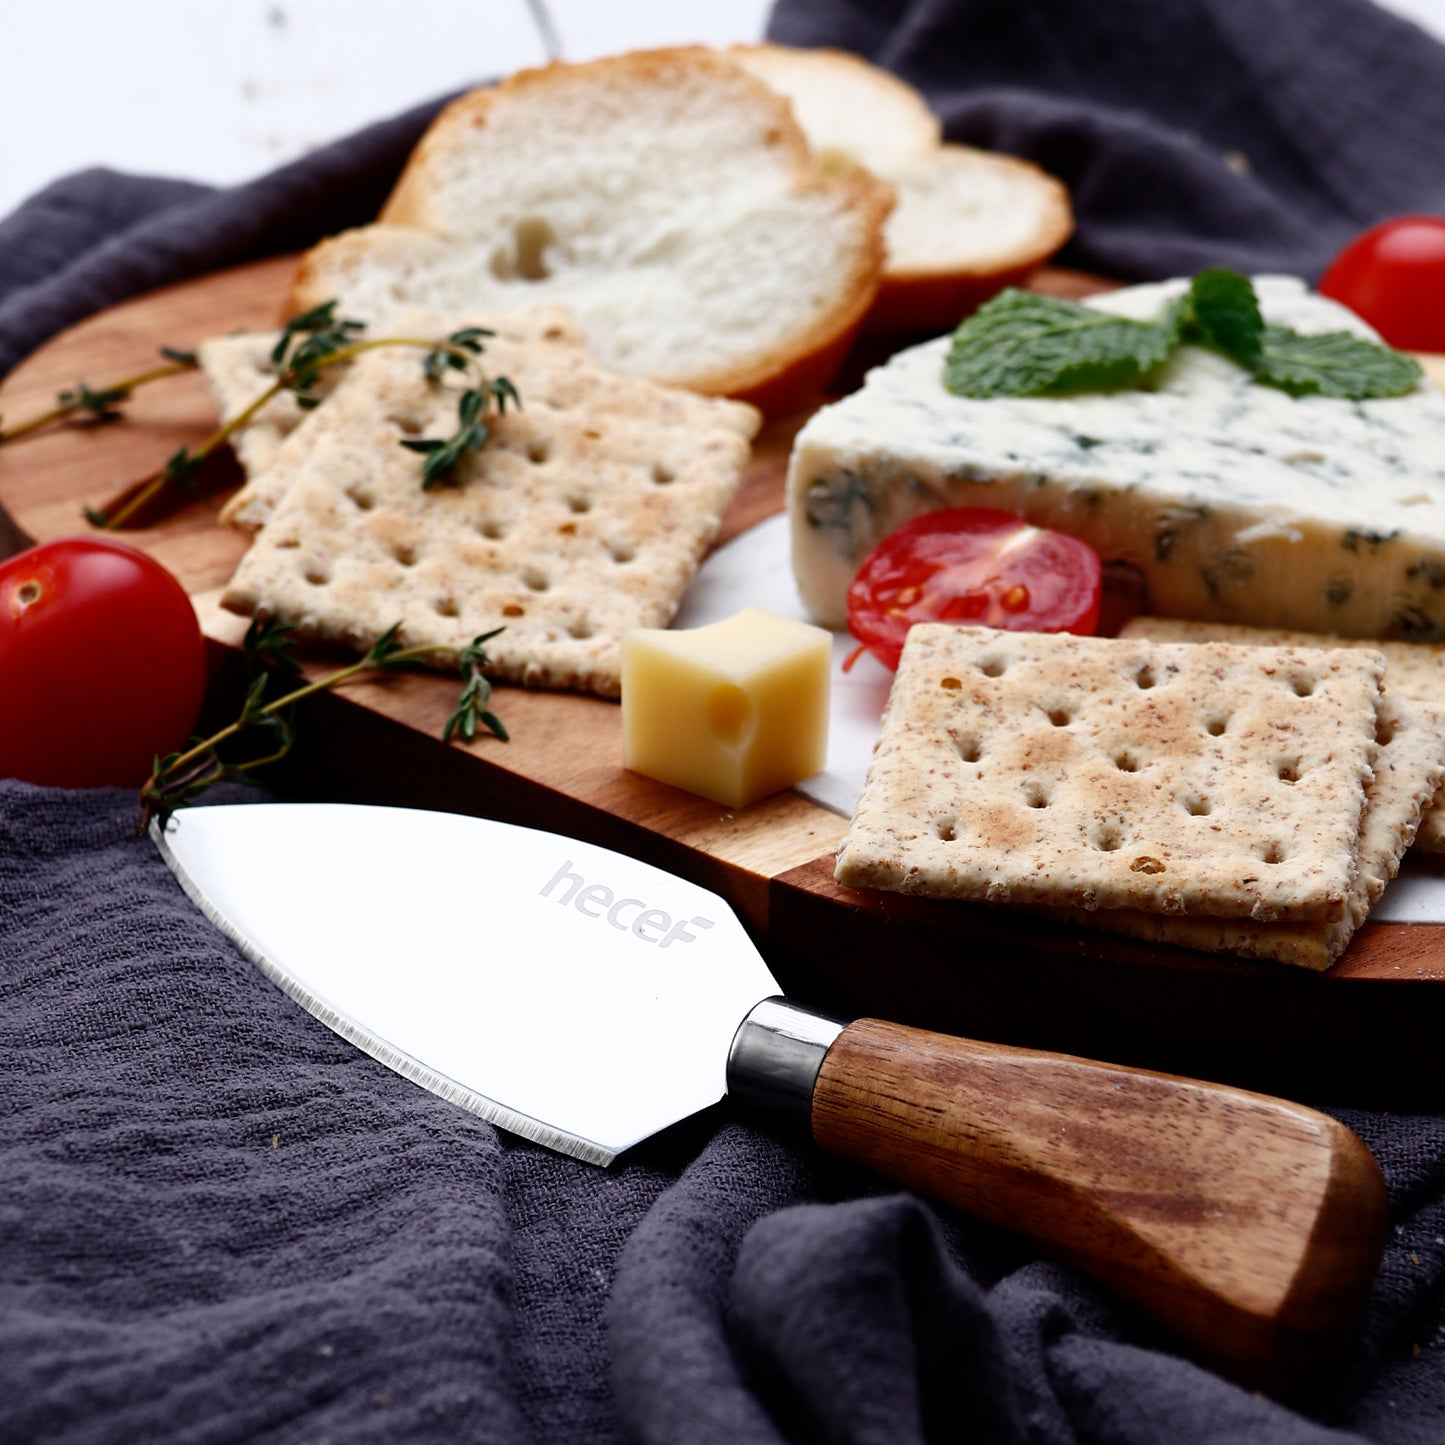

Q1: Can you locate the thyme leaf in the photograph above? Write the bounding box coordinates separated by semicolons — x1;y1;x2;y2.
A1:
270;300;367;404
404;334;523;488
56;380;133;421
444;628;509;742
0;348;198;444
139;620;510;831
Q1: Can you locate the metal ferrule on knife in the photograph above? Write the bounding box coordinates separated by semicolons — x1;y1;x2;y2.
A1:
726;996;845;1130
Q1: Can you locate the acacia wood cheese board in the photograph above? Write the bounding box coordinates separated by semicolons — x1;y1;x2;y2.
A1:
4;253;1445;1104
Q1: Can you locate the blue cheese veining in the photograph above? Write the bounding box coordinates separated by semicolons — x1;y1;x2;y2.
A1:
788;276;1445;637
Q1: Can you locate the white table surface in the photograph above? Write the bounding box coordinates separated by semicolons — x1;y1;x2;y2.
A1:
2;0;1441;224
0;0;772;222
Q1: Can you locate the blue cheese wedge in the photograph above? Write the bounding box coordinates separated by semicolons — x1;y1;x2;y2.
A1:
788;276;1445;636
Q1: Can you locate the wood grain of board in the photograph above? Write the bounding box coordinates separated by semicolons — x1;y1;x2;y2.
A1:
4;255;1445;1103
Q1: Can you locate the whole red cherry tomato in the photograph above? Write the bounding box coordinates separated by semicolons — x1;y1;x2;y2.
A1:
1318;215;1445;353
847;508;1102;670
0;537;207;787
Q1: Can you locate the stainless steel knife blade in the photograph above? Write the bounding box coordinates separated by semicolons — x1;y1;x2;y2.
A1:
154;800;1387;1394
154;801;779;1164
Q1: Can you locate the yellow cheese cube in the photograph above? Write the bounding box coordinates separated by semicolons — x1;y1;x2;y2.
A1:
622;607;832;808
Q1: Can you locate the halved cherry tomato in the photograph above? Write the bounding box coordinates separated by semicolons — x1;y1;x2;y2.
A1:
0;537;207;787
846;508;1102;669
1318;215;1445;353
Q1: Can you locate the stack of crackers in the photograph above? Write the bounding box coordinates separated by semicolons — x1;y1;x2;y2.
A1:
835;623;1445;969
202;306;760;699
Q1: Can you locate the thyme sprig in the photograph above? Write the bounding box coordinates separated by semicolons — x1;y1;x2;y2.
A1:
444;628;510;742
269;301;366;408
140;618;508;832
0;350;199;443
0;302;520;527
403;375;522;489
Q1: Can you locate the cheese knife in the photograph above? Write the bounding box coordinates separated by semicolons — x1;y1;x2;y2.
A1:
154;801;1386;1394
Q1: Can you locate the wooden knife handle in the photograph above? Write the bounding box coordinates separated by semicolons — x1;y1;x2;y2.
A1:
811;1017;1387;1396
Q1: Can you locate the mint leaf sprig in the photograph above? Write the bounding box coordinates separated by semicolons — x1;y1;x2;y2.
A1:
941;289;1185;398
140;618;509;832
943;270;1423;402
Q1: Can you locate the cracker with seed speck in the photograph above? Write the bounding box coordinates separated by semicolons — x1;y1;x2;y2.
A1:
220;314;760;699
1051;693;1445;968
207;305;589;531
834;626;1383;922
1121;615;1445;853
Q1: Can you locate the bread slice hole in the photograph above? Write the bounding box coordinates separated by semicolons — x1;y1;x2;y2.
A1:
502;603;525;618
1376;712;1397;747
977;657;1006;678
1276;759;1302;784
478;518;508;540
609;541;636;565
1113;750;1140;773
521;567;550;593
1135;664;1157;689
392;544;418;568
1047;705;1072;727
1130;855;1166;874
490;215;558;282
816;146;858;176
528;439;551;464
933;817;958;842
955;734;982;763
652;462;676;486
566;494;593;515
275;537;300;550
940;675;963;691
567;618;594;640
304;567;330;587
1260;842;1287;865
1290;673;1315;698
1182;794;1212;817
1204;714;1229;737
433;597;459;619
388;414;424;436
1024;782;1049;809
347;487;376;512
1093;824;1123;852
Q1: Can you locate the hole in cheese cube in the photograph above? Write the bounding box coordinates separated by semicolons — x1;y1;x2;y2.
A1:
705;683;754;748
621;607;832;809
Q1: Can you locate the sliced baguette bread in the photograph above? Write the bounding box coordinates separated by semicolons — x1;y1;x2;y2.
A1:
733;43;1073;334
874;143;1075;332
289;47;893;415
731;43;941;178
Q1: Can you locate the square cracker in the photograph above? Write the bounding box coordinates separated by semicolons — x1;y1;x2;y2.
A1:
1121;616;1445;853
1052;693;1445;968
205;305;590;531
220;316;760;699
834;625;1384;922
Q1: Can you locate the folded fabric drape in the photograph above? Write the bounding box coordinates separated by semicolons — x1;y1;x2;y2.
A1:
5;3;1445;1439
